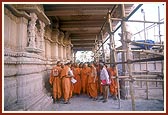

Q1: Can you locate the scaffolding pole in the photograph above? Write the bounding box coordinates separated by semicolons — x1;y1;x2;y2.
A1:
141;8;150;99
118;75;159;78
158;6;162;44
94;4;164;110
124;79;164;82
105;56;163;65
115;49;164;56
145;54;149;99
157;6;164;100
139;51;143;88
111;18;163;24
108;10;121;109
101;32;106;63
121;4;136;111
96;4;142;53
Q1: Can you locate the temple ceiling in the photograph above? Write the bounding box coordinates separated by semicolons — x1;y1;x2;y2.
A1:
44;4;134;51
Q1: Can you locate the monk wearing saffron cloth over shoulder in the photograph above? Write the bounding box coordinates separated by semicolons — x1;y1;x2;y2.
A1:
107;65;118;100
95;62;102;95
81;63;89;94
49;61;62;103
87;62;98;100
73;63;81;95
61;62;74;104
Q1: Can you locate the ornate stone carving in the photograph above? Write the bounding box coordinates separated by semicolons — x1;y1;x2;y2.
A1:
39;20;45;49
12;4;50;25
55;29;60;43
51;29;59;43
27;13;37;48
58;31;65;46
4;5;52;111
63;32;70;46
26;13;45;53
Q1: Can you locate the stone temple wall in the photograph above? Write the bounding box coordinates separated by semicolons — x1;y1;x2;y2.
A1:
3;4;72;111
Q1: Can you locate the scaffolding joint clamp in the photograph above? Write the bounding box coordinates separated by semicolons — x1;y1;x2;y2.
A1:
129;76;135;83
127;59;132;64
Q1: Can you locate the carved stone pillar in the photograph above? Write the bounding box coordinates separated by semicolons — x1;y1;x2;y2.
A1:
58;45;61;61
55;29;59;59
64;32;70;61
63;46;66;60
51;29;59;60
65;38;70;61
60;46;64;61
16;17;28;52
67;37;72;60
4;4;52;111
4;8;11;51
55;43;58;60
66;45;71;60
27;13;37;48
39;20;45;51
58;31;64;61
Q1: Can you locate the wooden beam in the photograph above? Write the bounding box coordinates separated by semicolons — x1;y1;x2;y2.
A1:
70;33;96;37
73;44;94;46
116;50;164;56
60;27;101;31
71;39;95;41
124;79;164;82
118;75;158;79
45;10;108;16
72;47;93;51
44;4;115;11
106;56;164;65
58;15;107;21
72;42;95;45
60;20;104;25
60;23;104;28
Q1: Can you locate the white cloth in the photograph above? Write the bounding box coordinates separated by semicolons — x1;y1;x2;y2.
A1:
68;68;74;77
100;67;110;83
71;77;77;84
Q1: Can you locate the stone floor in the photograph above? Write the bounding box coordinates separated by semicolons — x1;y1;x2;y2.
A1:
45;85;164;112
45;95;164;112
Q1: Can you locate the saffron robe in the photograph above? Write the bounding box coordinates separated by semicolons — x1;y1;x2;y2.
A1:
81;67;89;94
107;67;118;96
87;66;98;98
61;65;72;101
73;67;81;94
49;66;62;99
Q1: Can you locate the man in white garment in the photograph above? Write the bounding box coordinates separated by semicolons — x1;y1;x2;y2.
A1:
99;63;110;103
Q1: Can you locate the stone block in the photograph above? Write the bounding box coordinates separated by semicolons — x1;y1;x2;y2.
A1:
4;77;17;110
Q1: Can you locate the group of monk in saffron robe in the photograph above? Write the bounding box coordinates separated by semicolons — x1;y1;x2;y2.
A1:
49;61;118;104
